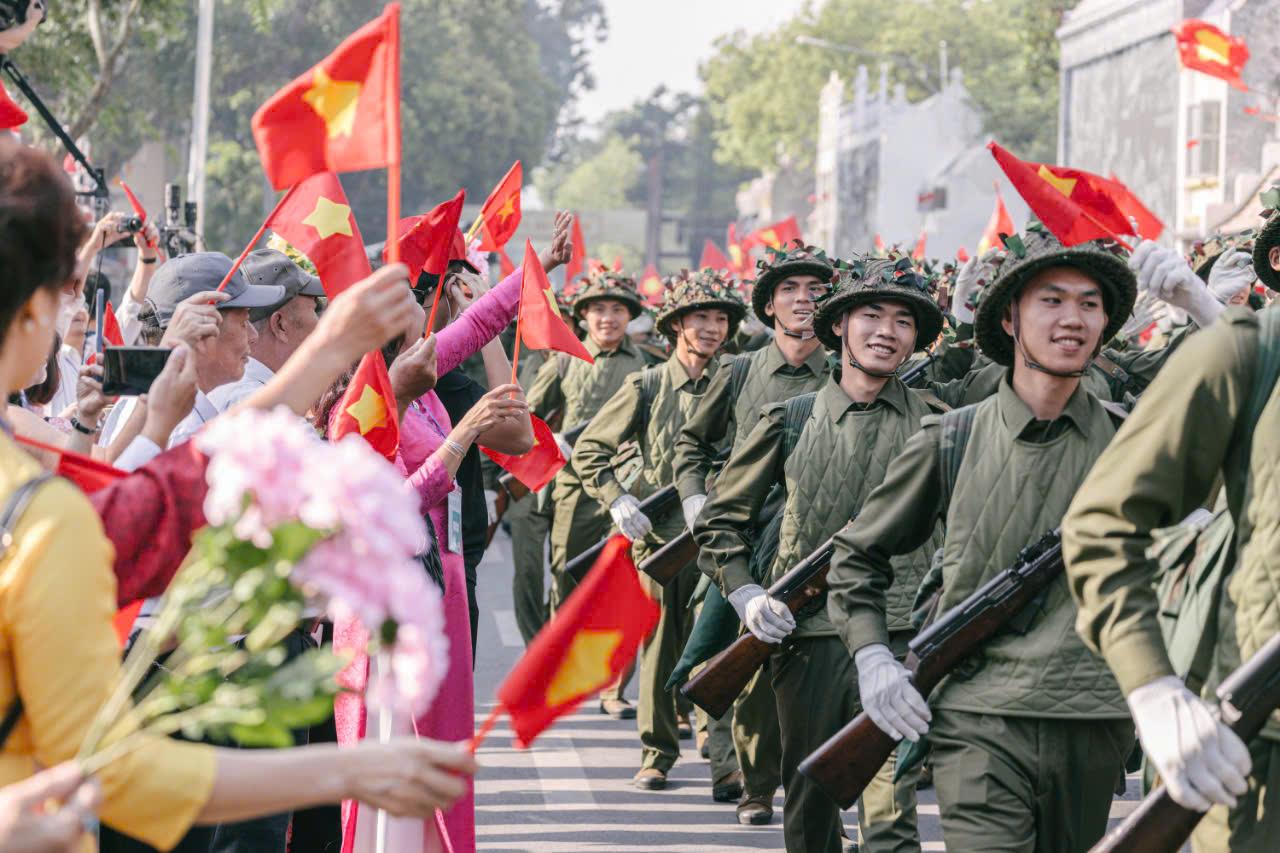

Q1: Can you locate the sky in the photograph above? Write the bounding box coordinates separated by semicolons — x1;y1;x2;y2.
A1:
574;0;809;125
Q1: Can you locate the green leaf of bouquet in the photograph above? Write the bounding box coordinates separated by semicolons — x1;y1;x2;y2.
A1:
269;522;328;563
229;721;295;749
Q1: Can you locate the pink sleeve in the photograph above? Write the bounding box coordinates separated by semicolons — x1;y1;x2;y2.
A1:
400;452;452;513
434;267;524;377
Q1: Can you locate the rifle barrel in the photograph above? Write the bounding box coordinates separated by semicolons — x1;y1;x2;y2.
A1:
566;486;682;582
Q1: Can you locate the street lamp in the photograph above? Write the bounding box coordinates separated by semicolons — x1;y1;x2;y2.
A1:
795;34;947;95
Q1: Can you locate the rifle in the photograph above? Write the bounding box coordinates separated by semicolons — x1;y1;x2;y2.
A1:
681;535;837;719
1090;631;1280;853
565;485;684;582
634;448;734;586
899;350;936;388
798;529;1064;808
485;419;590;545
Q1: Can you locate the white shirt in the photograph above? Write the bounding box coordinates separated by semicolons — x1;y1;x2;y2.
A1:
206;358;275;414
43;344;82;419
166;390;220;449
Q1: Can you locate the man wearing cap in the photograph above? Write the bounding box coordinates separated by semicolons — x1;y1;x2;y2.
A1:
207;249;325;412
699;256;944;851
575;269;747;794
1061;198;1280;852
827;226;1143;851
527;270;652;719
673;243;834;825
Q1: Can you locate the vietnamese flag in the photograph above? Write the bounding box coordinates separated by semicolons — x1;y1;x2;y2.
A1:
515;240;593;363
482;414;565;492
390;190;467;280
1174;19;1249;90
269;172;372;299
494;535;659;747
639;263;664;307
956;247;970;262
699;239;730;271
329;349;399;461
743;216;802;252
563;215;586;286
1104;173;1164;240
252;4;400;190
102;302;125;347
977;189;1015;255
498;247;516;277
0;80;27;130
874;234;886;253
912;231;928;261
612;256;624;272
478;161;522;251
989;141;1136;246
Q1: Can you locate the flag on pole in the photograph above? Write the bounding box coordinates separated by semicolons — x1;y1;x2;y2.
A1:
482;414;566;492
743;216;802;252
0;81;27;130
1174;19;1249;90
912;231;928;261
977;189;1016;255
874;234;886;253
390;190;467;281
988;142;1143;247
1104;172;1165;240
477;161;523;251
726;224;749;278
563;215;586;286
698;240;730;271
267;172;373;299
329;350;399;461
639;264;664;307
102;302;125;347
252;4;401;190
516;240;593;363
495;535;658;747
498;247;516;277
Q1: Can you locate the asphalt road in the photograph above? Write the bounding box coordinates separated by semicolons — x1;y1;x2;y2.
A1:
471;529;1144;852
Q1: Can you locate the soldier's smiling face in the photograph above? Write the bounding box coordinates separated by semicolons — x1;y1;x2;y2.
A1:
768;274;830;330
839;300;915;372
675;307;730;358
584;299;631;349
1003;265;1108;374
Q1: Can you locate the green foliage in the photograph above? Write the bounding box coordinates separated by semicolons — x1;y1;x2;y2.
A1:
700;0;1074;172
550;135;644;210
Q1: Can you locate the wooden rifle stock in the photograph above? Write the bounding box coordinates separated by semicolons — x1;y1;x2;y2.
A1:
566;486;682;582
681;536;837;719
798;528;1065;808
1090;631;1280;853
639;531;699;585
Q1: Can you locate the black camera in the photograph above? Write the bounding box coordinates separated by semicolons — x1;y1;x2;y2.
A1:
158;182;198;257
0;0;46;32
116;215;143;234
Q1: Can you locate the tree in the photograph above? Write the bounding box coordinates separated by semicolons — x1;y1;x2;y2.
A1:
549;135;644;210
700;0;1074;173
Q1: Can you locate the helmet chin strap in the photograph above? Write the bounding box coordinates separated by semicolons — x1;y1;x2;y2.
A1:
842;314;907;379
676;316;726;360
769;299;816;340
1009;302;1096;379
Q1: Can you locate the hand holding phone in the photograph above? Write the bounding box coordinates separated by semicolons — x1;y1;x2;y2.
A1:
101;346;172;397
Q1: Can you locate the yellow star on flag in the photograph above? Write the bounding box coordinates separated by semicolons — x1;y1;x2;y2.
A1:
1195;31;1231;66
543;283;560;315
496;195;517;222
302;66;362;140
303;196;355;241
1037;165;1077;198
760;229;780;248
545;628;623;707
345;384;388;436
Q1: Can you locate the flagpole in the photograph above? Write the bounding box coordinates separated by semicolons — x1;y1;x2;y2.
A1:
384;3;402;266
469;705;504;754
508;270;525;389
216;184;298;292
464;213;484;244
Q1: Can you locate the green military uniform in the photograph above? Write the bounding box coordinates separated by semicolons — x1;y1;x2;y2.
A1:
575;271;746;784
673;246;835;815
828;229;1140;853
1063;306;1280;852
507;345;552;644
698;256;945;852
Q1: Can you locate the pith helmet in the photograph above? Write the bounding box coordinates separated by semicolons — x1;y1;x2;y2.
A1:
654;268;748;343
572;270;645;320
750;241;835;327
814;255;945;352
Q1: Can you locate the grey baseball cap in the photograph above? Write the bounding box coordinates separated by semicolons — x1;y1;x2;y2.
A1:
144;252;287;329
240;249;327;322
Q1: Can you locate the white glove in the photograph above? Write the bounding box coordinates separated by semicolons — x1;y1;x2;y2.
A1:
951;248;1000;325
484;489;499;525
1130;240;1224;329
609;495;653;541
682;494;707;531
727;583;795;644
855;644;931;742
1128;675;1251;811
1207;250;1257;305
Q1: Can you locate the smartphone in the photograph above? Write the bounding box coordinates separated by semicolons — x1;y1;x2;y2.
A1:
93;288;106;357
101;346;172;397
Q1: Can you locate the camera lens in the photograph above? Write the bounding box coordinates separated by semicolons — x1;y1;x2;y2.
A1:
118;216;144;234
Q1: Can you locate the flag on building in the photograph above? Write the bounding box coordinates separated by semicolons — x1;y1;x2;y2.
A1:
478;161;523;251
329;349;399;461
1174;19;1249;90
495;535;659;747
252;4;401;190
482;414;565;492
268;172;373;299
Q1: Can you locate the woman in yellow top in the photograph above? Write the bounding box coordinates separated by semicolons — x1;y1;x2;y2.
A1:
0;140;477;850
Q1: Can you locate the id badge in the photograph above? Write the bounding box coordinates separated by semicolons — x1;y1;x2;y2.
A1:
447;487;463;554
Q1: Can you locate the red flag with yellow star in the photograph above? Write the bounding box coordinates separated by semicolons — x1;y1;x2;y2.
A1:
495;535;659;747
268;172;373;299
516;240;593;363
329;349;399;461
482;414;565;492
390;190;466;280
251;4;400;191
699;239;731;271
976;189;1015;255
1174;19;1249;90
742;215;801;253
478;161;522;251
563;215;586;286
988;141;1137;246
639;263;664;307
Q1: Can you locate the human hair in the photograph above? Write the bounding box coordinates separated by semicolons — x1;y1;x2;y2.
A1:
21;332;62;406
0;139;87;347
311;335;404;436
